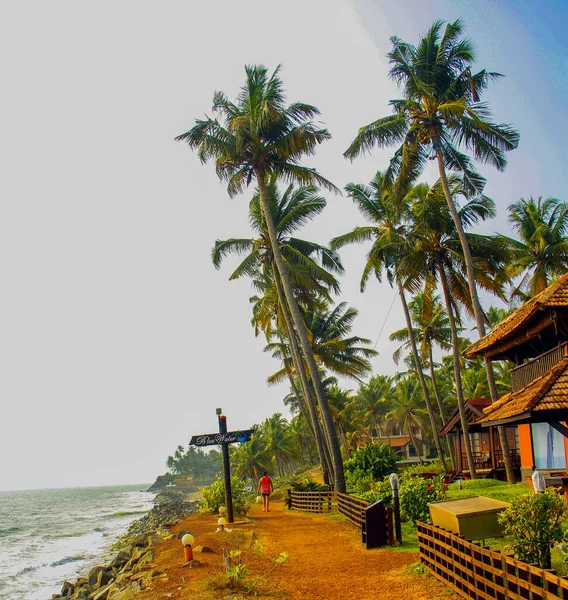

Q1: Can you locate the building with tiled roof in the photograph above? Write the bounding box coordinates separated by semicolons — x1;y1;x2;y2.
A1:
463;273;568;478
440;398;520;479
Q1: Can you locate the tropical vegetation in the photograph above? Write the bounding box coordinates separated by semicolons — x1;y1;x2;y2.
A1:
168;18;568;494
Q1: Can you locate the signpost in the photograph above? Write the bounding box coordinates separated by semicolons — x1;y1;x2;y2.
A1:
189;409;252;523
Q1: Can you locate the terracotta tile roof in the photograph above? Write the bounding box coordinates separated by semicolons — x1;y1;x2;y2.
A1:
378;436;411;448
440;398;492;435
464;273;568;359
477;359;568;425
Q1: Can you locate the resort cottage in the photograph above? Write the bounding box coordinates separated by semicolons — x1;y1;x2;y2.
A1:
464;273;568;479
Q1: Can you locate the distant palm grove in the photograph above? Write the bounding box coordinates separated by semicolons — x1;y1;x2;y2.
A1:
173;19;568;492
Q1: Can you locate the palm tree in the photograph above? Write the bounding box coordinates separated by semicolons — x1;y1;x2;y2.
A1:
390;291;451;422
501;196;568;300
386;378;428;462
213;182;340;485
177;64;347;491
405;178;510;476
261;413;299;477
330;172;447;469
267;303;377;383
327;385;358;459
231;433;273;481
344;20;519;482
355;375;393;439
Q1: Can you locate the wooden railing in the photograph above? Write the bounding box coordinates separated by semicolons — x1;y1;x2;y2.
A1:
460;450;521;471
417;521;568;599
336;492;369;527
288;490;333;513
336;492;394;548
510;343;568;392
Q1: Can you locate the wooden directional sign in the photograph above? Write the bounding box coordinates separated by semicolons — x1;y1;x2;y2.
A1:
190;430;254;447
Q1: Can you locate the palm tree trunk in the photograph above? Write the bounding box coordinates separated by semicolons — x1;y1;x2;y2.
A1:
397;280;448;470
438;263;477;478
429;347;456;470
275;273;334;484
256;169;346;492
433;140;515;484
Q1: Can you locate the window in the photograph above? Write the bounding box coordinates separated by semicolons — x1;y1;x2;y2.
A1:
531;423;566;469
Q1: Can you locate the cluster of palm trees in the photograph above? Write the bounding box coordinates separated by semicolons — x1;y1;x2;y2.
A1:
177;19;568;490
230;412;315;481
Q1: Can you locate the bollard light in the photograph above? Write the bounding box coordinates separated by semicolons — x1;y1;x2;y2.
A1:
532;470;546;493
218;517;227;526
181;533;195;562
219;506;227;515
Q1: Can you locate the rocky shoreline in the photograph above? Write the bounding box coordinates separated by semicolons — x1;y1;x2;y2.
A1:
51;488;199;600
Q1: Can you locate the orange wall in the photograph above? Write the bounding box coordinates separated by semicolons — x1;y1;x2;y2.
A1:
518;424;533;468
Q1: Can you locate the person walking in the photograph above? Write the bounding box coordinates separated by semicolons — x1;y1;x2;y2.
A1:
257;471;273;512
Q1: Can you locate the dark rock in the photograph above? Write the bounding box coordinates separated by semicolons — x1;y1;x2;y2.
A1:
96;569;113;589
61;580;74;596
109;548;132;569
88;567;107;589
200;546;215;553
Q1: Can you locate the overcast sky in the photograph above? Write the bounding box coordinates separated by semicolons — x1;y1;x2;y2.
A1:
1;0;566;491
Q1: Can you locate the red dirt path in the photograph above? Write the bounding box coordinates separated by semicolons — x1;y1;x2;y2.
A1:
137;500;457;599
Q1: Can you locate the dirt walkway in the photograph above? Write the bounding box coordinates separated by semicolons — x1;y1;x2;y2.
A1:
138;500;457;599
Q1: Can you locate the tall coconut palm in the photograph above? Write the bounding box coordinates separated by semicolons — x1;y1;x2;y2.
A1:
178;64;348;491
267;303;377;383
355;375;393;439
330;171;447;469
389;291;451;422
231;433;273;481
327;385;358;459
213;182;341;485
500;196;568;300
344;20;519;481
386;378;428;462
404;178;510;476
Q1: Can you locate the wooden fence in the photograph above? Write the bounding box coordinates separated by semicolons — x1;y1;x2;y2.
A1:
336;492;394;548
288;490;333;513
336;492;369;526
417;521;568;599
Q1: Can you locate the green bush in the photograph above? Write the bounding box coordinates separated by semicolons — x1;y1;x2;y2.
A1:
400;461;444;479
498;489;566;568
360;477;393;507
399;475;446;523
290;477;329;492
344;442;398;484
199;476;252;516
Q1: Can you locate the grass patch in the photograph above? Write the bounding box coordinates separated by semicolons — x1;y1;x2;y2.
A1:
446;479;530;504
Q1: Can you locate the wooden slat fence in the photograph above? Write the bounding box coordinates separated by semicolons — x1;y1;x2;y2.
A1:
417;521;568;599
288;490;333;513
336;492;369;526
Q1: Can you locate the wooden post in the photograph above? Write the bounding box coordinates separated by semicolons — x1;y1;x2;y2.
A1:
218;413;234;523
489;427;496;471
457;429;463;472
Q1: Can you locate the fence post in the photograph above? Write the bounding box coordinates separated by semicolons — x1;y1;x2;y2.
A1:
389;473;402;544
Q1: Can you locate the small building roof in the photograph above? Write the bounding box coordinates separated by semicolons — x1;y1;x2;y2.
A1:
440;398;492;435
378;436;412;448
463;273;568;361
477;359;568;426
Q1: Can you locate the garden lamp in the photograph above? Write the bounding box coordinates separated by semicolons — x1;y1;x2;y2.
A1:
181;533;195;562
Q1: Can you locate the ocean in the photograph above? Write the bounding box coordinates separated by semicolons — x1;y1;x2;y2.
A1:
0;484;155;600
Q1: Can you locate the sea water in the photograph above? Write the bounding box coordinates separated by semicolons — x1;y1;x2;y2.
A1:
0;485;154;600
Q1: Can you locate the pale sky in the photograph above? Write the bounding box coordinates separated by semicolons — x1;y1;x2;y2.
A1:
1;1;566;491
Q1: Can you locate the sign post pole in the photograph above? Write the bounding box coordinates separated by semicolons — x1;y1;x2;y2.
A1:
217;409;234;523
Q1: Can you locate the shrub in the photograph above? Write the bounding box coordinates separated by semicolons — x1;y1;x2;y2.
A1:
400;461;444;479
344;442;398;483
199;476;251;516
498;489;566;568
289;477;329;492
360;477;393;507
399;474;446;523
